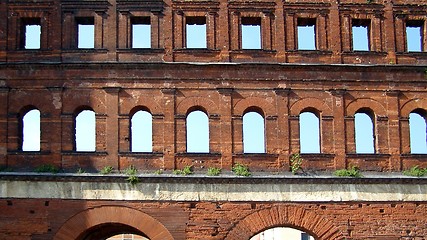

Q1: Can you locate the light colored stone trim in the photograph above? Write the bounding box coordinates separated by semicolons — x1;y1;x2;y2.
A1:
1;180;426;202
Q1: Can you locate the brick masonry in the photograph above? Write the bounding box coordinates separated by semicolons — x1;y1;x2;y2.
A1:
0;0;427;239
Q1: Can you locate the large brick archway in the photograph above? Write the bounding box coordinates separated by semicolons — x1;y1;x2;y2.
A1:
225;205;344;240
54;205;174;240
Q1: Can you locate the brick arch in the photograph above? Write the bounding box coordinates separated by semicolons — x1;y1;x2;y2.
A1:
290;98;332;116
120;97;162;116
233;97;275;116
176;96;218;115
401;98;427;117
346;98;386;116
225;205;343;240
54;205;174;240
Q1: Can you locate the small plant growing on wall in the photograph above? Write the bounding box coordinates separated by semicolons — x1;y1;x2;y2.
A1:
35;164;59;174
232;163;251;177
154;169;163;175
207;167;221;176
290;153;303;175
173;166;193;175
100;166;114;175
403;166;427;177
334;166;362;178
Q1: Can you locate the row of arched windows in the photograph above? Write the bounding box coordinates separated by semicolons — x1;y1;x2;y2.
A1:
19;107;427;154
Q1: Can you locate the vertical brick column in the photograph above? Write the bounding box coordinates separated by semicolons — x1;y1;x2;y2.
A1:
46;87;63;167
371;16;383;52
284;13;295;51
329;1;342;62
321;116;334;153
161;88;176;169
394;15;405;53
262;11;273;50
344;116;356;156
103;87;120;170
94;11;105;49
230;11;240;50
152;11;163;49
118;114;129;152
217;88;233;168
232;115;243;154
0;87;9;166
400;116;410;154
317;14;328;51
218;0;229;60
384;1;397;62
331;90;346;169
207;12;217;50
117;11;129;49
62;12;74;49
274;88;290;169
376;116;389;155
340;14;351;53
265;115;278;153
289;115;300;154
61;114;74;152
385;90;401;171
173;11;184;49
152;114;164;153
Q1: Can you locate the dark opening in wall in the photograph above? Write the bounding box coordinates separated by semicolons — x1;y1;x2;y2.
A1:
241;17;261;49
186;16;207;48
406;20;423;52
352;19;370;51
20;18;41;49
131;17;151;48
297;18;316;50
76;17;95;49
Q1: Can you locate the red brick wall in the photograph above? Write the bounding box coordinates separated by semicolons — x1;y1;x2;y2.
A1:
0;199;425;240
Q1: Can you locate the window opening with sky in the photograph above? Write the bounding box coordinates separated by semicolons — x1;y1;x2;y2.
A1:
22;109;40;151
21;18;41;49
131;110;153;152
241;17;261;49
131;17;151;48
297;18;316;50
75;110;96;152
355;112;375;154
76;17;95;49
186;16;207;48
243;111;265;153
299;112;320;153
186;110;209;153
352;19;370;51
406;20;423;52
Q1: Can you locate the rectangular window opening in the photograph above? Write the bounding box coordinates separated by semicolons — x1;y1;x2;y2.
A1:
76;17;95;49
131;17;151;48
406;20;423;52
21;18;41;49
352;19;370;51
297;18;316;50
186;16;207;48
241;17;261;49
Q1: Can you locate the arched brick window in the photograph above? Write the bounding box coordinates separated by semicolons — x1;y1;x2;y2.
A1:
186;110;209;153
130;110;153;152
21;108;40;151
243;110;265;153
355;110;375;153
75;109;96;152
409;110;427;154
299;111;320;153
250;227;315;240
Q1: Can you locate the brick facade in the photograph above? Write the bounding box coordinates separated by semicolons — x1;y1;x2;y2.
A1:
0;0;426;239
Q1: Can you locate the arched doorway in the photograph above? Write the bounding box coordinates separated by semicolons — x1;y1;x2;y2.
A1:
250;227;315;240
225;206;343;240
54;206;173;240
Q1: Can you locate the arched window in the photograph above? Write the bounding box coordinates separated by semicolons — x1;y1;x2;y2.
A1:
186;110;209;153
250;227;315;240
243;111;265;153
409;112;427;154
22;109;41;151
75;109;96;152
355;112;375;153
299;111;320;153
131;110;153;152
